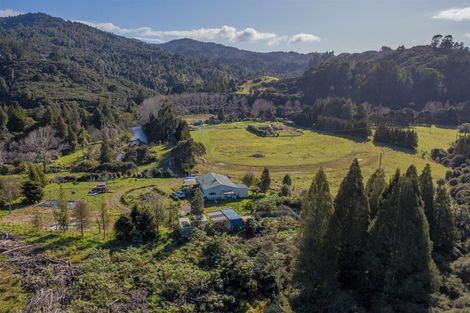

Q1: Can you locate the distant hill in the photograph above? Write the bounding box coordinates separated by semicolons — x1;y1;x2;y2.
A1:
159;38;333;78
0;13;238;110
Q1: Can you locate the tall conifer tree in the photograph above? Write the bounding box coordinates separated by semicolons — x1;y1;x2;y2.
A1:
419;164;436;241
433;184;456;256
325;159;370;289
384;171;440;310
366;168;386;219
295;168;334;309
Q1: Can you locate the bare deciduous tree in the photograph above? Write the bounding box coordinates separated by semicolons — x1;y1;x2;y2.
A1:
99;202;110;238
14;126;62;172
151;194;168;233
0;177;21;214
74;200;90;237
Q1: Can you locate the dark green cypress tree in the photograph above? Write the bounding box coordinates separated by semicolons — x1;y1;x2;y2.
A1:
282;174;292;186
367;169;402;304
419;164;436;242
325;159;370;289
99;139;113;164
21;180;44;204
42;105;58;126
259;167;271;193
191;188;204;216
175;120;191;142
366;168;387;219
56;116;68;139
7;103;29;133
433;184;456;256
384;173;440;310
67;125;78;149
294;167;334;310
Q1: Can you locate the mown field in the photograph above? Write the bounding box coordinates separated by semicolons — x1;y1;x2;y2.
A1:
192;122;457;192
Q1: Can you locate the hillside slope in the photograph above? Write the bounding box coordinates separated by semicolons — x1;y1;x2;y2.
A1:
265;42;470;110
0;13;238;110
159;38;333;78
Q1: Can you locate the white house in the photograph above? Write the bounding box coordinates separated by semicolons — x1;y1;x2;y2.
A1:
197;173;248;201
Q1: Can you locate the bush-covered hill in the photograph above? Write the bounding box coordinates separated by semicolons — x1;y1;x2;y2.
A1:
0;13;238;110
263;37;470;112
159;38;333;78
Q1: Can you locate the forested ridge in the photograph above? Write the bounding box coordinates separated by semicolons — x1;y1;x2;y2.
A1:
0;13;237;108
159;38;334;78
289;36;470;110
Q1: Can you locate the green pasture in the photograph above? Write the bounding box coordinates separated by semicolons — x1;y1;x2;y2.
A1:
192;122;457;191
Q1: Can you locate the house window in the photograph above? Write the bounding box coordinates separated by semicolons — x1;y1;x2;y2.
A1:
209;192;216;196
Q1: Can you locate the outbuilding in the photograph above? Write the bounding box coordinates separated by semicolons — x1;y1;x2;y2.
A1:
208;211;231;230
221;208;243;229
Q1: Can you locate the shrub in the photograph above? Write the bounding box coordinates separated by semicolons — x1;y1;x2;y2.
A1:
21;180;44;204
71;160;97;173
93;161;137;174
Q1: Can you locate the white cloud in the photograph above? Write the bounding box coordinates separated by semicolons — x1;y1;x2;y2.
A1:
289;33;321;43
0;8;23;17
433;7;470;21
464;33;470;38
76;20;320;46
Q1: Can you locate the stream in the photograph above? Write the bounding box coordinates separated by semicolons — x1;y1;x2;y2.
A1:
130;125;148;144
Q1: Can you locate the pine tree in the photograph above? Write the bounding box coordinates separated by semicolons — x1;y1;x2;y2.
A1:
259;167;271;193
54;185;70;231
419;164;436;242
366;168;386;219
367;169;402;303
99;139;113;164
67;125;78;149
56;116;68;139
279;184;291;197
21;180;44;204
433;184;456;256
175;120;191;142
325;159;369;289
294;168;334;309
191;188;204;216
282;174;292;186
383;172;440;310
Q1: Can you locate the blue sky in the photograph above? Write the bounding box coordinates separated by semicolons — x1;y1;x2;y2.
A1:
2;0;470;53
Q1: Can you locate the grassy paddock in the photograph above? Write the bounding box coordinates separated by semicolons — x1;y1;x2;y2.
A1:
192;122;456;192
235;76;279;95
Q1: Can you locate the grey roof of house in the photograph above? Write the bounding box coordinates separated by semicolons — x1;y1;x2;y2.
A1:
197;173;247;190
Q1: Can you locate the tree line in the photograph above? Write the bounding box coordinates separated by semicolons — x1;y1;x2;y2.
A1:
293;97;370;138
294;160;456;312
373;124;418;150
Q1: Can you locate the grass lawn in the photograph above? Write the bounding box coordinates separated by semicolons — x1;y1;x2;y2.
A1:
192;122;457;192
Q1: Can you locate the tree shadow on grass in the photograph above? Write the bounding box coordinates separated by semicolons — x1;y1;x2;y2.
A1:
308;128;371;144
30;234;95;255
372;141;418;155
